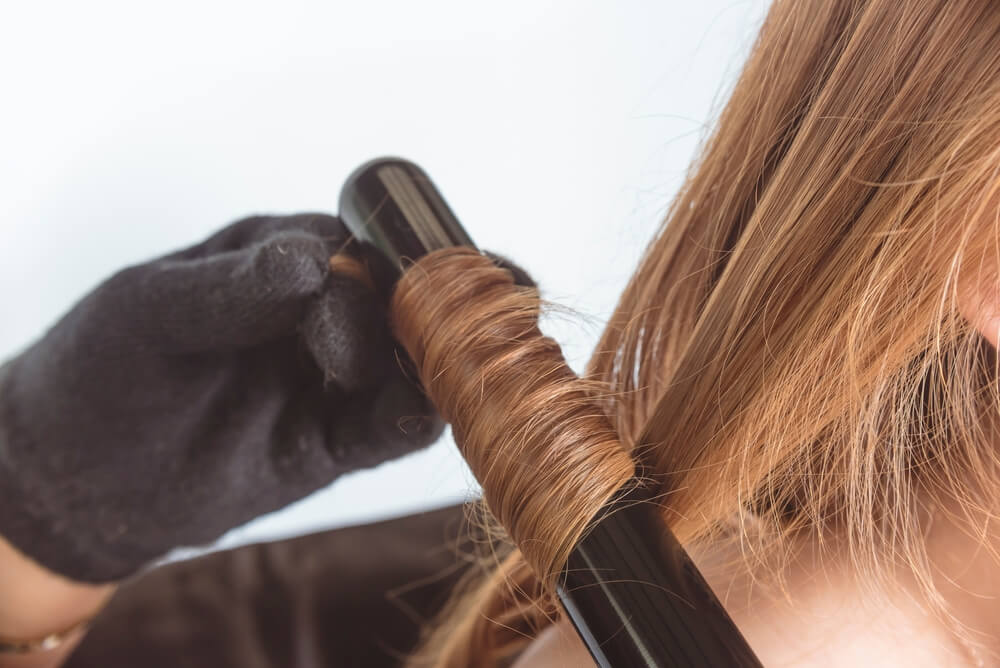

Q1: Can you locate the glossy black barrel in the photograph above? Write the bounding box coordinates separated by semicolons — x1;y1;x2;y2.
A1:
338;157;762;668
339;156;476;270
559;482;762;667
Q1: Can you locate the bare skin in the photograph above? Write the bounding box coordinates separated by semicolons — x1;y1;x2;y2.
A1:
0;535;114;668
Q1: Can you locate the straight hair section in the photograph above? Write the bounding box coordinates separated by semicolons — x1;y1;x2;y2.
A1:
396;1;1000;664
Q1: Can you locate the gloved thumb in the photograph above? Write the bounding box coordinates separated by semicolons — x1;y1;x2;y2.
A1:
301;265;390;394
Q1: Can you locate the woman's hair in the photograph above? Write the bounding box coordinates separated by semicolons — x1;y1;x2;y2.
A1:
389;1;1000;664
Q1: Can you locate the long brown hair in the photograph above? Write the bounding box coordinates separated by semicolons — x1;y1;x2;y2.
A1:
390;1;1000;664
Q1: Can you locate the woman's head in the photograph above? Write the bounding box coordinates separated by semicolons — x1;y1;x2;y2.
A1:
399;0;1000;664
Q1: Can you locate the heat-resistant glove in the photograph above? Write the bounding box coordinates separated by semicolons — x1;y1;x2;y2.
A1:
0;213;478;583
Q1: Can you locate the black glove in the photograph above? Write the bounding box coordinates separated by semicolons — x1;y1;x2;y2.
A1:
0;213;459;583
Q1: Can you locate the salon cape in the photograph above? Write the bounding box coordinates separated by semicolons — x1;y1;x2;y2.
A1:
64;505;473;668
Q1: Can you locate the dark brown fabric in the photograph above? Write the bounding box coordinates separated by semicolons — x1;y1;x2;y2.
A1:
66;504;474;668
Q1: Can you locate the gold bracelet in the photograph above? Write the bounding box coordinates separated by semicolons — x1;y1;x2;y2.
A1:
0;616;93;655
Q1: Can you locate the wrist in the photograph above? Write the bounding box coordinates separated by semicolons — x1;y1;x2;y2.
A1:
0;533;115;663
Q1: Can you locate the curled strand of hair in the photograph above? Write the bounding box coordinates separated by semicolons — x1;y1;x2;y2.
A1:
391;248;636;587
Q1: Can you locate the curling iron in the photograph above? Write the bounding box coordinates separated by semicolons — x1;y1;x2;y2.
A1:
338;157;763;668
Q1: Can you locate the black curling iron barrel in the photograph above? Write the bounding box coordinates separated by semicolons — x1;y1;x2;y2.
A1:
338;157;763;668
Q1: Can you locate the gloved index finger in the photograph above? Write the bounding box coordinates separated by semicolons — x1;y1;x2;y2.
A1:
109;230;339;353
159;213;348;262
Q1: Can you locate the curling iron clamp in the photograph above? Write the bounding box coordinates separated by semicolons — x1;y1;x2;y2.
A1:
339;157;763;668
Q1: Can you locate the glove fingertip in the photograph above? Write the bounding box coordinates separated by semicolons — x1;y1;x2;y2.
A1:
252;233;331;299
302;287;388;392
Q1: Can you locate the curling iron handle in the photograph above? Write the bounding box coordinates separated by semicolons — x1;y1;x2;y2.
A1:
339;156;475;273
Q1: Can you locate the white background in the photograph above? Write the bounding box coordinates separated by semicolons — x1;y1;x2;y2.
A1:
0;1;768;551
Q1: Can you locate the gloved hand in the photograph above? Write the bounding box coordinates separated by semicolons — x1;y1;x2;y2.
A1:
0;213;488;584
